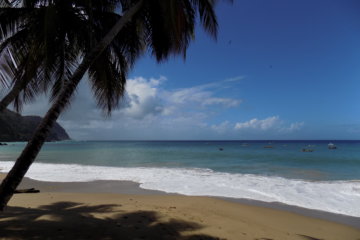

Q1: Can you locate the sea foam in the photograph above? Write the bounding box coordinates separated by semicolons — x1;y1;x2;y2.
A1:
1;161;359;217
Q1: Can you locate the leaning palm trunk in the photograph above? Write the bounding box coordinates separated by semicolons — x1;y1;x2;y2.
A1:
0;0;143;211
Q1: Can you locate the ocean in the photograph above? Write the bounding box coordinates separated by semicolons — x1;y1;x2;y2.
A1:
1;140;360;217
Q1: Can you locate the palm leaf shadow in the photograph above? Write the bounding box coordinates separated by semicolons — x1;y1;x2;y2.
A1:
0;201;226;240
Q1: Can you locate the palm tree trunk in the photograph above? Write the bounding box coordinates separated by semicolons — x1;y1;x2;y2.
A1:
0;79;25;112
0;0;143;211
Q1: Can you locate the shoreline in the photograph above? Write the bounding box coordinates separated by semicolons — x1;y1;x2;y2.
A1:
1;173;360;239
9;174;360;230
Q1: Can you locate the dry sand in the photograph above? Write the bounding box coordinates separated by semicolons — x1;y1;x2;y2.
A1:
0;174;360;240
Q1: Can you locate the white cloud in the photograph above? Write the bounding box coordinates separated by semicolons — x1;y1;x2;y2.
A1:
211;121;231;133
119;76;164;119
16;75;305;140
26;75;241;139
234;116;304;133
235;116;280;130
202;98;241;107
168;87;208;104
165;76;243;108
112;75;242;121
282;121;305;133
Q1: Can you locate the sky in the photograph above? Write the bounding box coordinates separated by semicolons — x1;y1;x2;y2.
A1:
12;0;360;140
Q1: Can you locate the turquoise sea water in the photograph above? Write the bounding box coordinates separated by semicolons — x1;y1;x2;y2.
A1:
1;140;359;181
1;140;360;216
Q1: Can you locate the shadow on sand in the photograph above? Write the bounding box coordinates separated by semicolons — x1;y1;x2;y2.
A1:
0;201;226;240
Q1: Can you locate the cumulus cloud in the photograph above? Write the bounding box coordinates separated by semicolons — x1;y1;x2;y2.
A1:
234;116;304;133
21;75;241;139
16;74;306;140
119;76;165;119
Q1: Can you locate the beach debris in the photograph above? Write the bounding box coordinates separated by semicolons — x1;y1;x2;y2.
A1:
14;188;40;194
296;234;322;240
0;143;7;146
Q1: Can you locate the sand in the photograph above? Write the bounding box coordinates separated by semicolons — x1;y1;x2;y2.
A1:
0;174;360;240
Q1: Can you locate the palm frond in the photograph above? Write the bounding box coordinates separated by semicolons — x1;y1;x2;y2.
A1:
88;48;127;114
0;48;16;88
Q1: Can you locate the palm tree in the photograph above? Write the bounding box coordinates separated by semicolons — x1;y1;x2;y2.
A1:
0;0;79;112
0;0;142;112
0;0;220;210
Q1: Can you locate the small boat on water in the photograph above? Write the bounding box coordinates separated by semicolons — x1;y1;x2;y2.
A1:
264;145;273;148
328;143;337;149
302;148;314;152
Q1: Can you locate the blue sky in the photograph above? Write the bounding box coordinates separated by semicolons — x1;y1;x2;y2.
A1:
21;0;360;140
